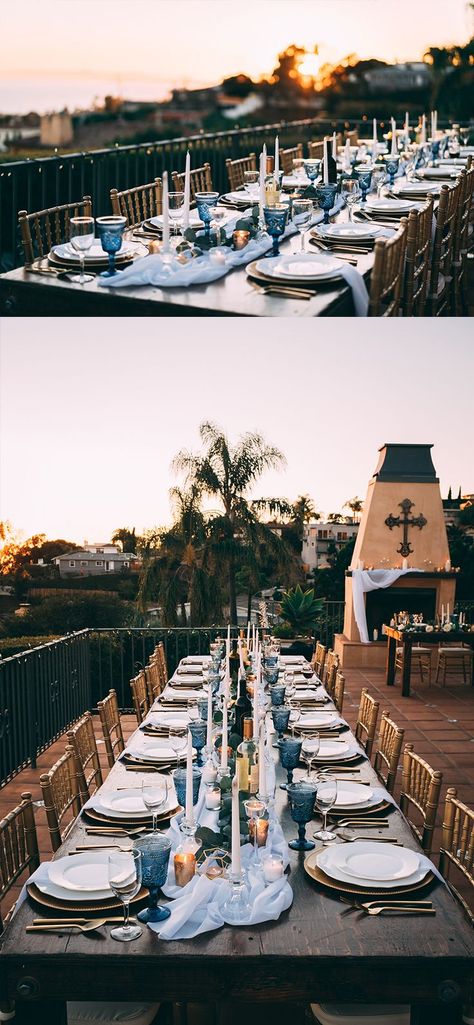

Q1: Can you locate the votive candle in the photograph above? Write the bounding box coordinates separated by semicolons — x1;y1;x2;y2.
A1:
263;855;284;882
174;850;196;887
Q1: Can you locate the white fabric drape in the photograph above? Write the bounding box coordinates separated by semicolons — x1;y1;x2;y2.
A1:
351;568;421;644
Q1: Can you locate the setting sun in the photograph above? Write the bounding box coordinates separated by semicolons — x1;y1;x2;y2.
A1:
297;50;321;80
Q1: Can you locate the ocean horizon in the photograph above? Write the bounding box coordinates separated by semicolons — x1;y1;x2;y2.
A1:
0;73;209;116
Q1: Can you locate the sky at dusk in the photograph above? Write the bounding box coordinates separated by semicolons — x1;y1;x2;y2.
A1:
1;0;472;113
0;320;472;546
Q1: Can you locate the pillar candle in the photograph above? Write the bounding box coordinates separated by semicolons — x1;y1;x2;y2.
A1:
231;775;241;877
445;558;451;572
391;118;397;157
402;557;408;570
332;131;337;159
258;722;266;797
323;138;329;183
221;697;228;770
274;136;279;179
182;151;191;231
185;731;193;823
162;170;170;251
206;685;212;747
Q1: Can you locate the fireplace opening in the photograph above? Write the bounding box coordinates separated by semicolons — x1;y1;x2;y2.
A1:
366;588;437;638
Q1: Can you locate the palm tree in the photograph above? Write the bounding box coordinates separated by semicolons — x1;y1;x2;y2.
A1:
291;494;319;540
343;497;364;522
172;422;292;624
112;527;138;553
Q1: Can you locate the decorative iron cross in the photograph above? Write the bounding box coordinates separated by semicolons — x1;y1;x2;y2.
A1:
384;498;427;557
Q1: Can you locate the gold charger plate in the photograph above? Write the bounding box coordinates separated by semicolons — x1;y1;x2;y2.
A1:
27;882;148;915
303;851;435;899
83;803;180;827
246;260;343;290
327;799;393;818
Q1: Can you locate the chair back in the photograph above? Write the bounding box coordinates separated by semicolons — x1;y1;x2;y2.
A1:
369;219;408;317
110;179;162;227
145;659;165;705
312;641;327;678
155;641;169;684
130;669;150;724
40;747;81;853
172;163;213;203
325;652;339;699
67;712;103;803
374;712;404;794
355;688;379;757
0;793;39;931
18;196;92;265
97;689;125;768
453;168;474;262
345;130;359;146
403;198;434;316
308;140;324;161
428;179;462;315
400;743;442;854
280;144;304;174
440;788;474;924
333;671;345;714
226;153;257;191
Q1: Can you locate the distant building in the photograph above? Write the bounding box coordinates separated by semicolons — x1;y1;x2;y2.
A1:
443;487;464;527
53;548;140;577
362;63;431;94
302;520;359;573
40;110;73;147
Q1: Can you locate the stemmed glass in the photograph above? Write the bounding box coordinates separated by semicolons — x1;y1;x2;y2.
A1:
243;170;259;200
314;183;338;225
169;725;187;769
303;159;321;183
108;849;142;942
384;157;400;189
210;204;227;243
301;733;320;779
134;834;172;924
287;780;317;851
288;700;301;737
354;167;372;204
187;697;199;721
168;191;185;240
292;199;313;251
142;778;169;832
292;158;306;180
371;166;386;197
189;719;207;766
313;773;338;842
69;216;95;284
279;736;303;790
194;192;220;240
264;205;288;257
341;179;361;223
96;215;127;277
271;704;291;744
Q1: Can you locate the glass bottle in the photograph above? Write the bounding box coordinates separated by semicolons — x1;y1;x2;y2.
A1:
233;673;252;738
236;718;258;793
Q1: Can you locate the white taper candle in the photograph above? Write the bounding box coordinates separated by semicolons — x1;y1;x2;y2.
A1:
185;730;193;823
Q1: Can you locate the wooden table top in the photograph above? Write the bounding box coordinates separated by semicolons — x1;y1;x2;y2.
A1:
384;625;474;644
1;670;473;1013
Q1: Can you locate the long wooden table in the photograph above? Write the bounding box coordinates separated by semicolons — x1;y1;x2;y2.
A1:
384;625;474;696
1;667;473;1025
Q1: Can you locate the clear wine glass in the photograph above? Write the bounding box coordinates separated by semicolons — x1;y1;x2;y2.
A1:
211;204;227;242
142;778;169;832
292;199;313;251
301;733;320;779
243;170;259;199
187;697;199;721
313;773;337;842
371;166;386;197
69;216;95;284
289;700;301;737
108;849;142;942
169;725;187;769
341;179;361;223
168;191;185;240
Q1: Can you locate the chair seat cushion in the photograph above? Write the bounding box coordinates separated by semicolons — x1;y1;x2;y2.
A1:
310;1004;410;1025
67;1002;159;1025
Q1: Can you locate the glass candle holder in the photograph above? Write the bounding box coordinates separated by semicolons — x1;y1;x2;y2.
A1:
248;816;269;847
173;765;202;809
96;216;127;277
134;834;171;923
303;159;322;182
279;736;303;790
222;873;251;925
354;167;373;203
314;183;338;225
261;851;284;883
194;192;219;240
244;796;266;864
287;780;317;851
271;704;291;743
263;205;288;257
204;782;221;810
189;719;207;766
232;230;250;250
174;848;196;887
269;684;286;707
384;156;400;188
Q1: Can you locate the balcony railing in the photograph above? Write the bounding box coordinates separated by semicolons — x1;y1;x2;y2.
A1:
1;115;384;272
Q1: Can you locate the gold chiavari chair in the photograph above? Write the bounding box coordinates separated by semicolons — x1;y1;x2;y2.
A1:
426;178;462;316
323;649;338;684
373;712;404;795
145;658;165;705
440;788;474;924
0;793;39;932
400;744;442;855
226;153;257;191
155;640;169;684
97;689;125;768
333;671;345;714
130;669;150;724
345;129;359;146
67;712;103;804
368;219;408;317
172;162;213;203
40;747;81;853
308;140;324;161
403;198;434;316
280;144;304;174
395;644;433;686
18;196;92;266
452;167;474;314
110;178;162;227
325;658;339;701
311;641;327;679
436;644;473;686
355;688;379;757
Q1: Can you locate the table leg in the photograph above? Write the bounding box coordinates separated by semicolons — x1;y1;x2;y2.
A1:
386;636;396;686
402;640;412;698
15;1001;67;1024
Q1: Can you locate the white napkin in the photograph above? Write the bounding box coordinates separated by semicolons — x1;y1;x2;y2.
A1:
337;263;369;316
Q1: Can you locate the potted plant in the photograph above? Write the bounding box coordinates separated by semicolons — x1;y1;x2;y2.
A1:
272;586;324;657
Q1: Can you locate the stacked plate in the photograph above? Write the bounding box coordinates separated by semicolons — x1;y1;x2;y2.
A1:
296;711;345;733
416;167;459;180
49;240;141;270
28;851;148;914
83;787;180;829
313;223;385;244
312;737;363;764
159;686;205;703
148;211;203;230
124;737;180;764
248;253;345;290
364;197;418;217
292;687;330;705
392;181;442;198
181;655;210;665
169;674;204;688
143;711;190;734
220;191;256;208
305;841;434;898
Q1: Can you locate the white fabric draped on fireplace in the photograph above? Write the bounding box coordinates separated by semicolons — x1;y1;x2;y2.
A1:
352;568;422;644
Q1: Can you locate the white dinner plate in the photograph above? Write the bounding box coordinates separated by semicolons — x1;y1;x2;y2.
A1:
314;739;358;761
299;712;341;729
314;223;384;241
146;713;190;728
149;211;204;229
332;781;376;808
49;852;113;894
365;198;417;214
98;788;173;818
279;656;305;665
343;845;420;882
125;741;176;762
294;688;330;703
182;656;209;664
169;675;203;687
161;688;204;701
53;240;137;262
257;253;344;281
416;168;459;180
222;192;255;205
392;182;441;196
317;842;427;889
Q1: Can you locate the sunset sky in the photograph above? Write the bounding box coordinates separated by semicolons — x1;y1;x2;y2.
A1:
1;0;472;112
0;320;472;545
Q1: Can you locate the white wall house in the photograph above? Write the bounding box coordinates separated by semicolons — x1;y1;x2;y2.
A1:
302;520;359;573
53;550;138;578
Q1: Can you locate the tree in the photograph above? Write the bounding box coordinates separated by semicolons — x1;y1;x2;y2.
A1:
343;497;364;522
447;525;474;600
112;527;139;554
327;512;343;522
0;522;46;577
3;593;132;637
172;422;293;624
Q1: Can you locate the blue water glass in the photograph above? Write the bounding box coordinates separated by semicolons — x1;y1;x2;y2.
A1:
263;205;289;257
303;159;322;182
264;666;280;687
96;216;127;277
314;183;338;224
197;696;208;720
173;766;202;809
287;780;317;851
384;157;400;188
269;684;286;707
271;704;291;742
354;167;373;203
207;667;221;695
194;192;219;239
189;719;207;766
134;834;172;923
279;736;303;790
430;139;441;163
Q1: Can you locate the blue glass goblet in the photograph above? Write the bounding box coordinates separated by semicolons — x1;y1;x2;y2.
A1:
189;719;207;766
430;140;441;163
96;215;127;277
303;159;322;183
384;157;400;188
194;192;219;240
354;167;373;204
271;704;291;743
264;667;279;687
269;684;286;707
287;780;317;851
279;736;302;790
314;183;338;225
197;696;208;720
173;766;202;809
264;205;289;257
134;834;171;923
